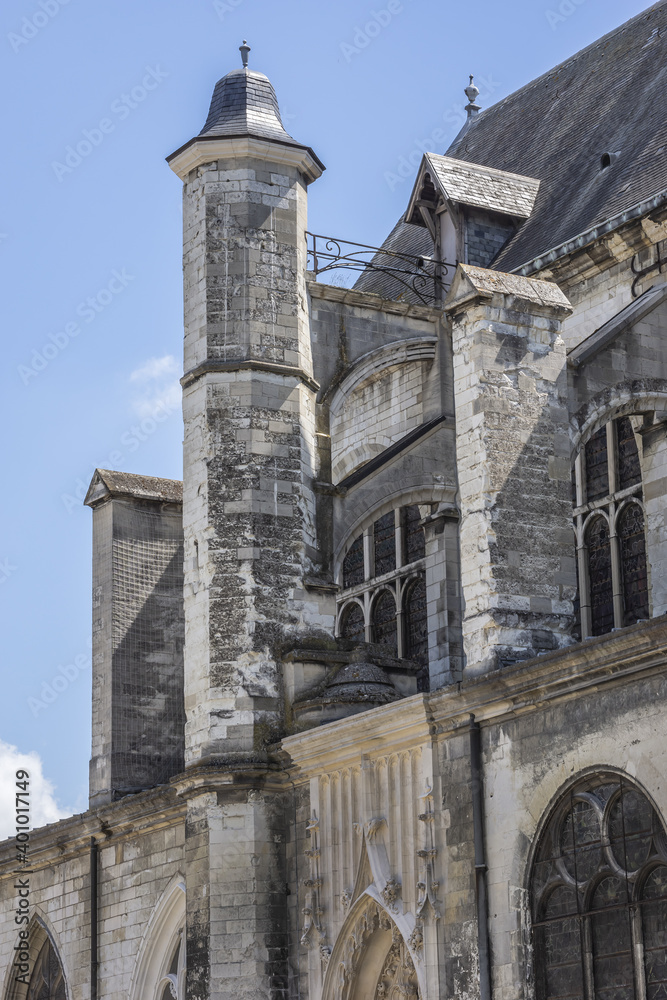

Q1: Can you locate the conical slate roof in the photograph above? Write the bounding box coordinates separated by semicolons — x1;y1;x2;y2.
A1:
199;67;299;145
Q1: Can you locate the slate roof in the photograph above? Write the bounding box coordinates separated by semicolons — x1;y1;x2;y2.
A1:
200;67;301;146
422;155;540;219
352;214;434;303
354;2;667;296
84;469;183;507
448;1;667;272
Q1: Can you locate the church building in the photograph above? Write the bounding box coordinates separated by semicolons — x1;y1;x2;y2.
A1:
2;4;667;999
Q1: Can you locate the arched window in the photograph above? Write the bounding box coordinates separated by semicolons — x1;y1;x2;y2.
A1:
585;515;613;636
530;774;667;1000
337;505;430;680
372;589;397;655
574;417;649;636
339;601;365;643
27;938;66;1000
618;502;649;626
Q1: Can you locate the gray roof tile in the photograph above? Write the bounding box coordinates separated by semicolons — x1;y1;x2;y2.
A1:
355;2;667;296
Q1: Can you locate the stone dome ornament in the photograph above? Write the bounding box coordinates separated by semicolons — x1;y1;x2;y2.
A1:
239;39;250;68
292;649;401;727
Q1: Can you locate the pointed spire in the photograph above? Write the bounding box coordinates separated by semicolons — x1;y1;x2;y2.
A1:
464;74;481;119
239;39;250;68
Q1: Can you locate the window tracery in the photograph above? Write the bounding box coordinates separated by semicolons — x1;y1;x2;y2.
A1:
530;774;667;1000
574;417;649;637
338;504;430;689
27;939;66;1000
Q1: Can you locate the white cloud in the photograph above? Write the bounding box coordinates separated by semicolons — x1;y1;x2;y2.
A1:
0;740;70;842
130;354;180;383
128;355;181;420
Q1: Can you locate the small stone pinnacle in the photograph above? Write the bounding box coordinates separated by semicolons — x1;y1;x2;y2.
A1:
240;40;251;69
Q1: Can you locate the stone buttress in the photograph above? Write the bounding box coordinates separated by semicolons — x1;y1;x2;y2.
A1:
444;265;578;675
167;49;325;1000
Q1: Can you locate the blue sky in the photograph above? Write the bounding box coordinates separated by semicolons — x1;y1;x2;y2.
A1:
0;0;651;830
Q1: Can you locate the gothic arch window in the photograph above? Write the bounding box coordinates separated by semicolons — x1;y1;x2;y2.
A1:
27;938;66;1000
574;417;649;636
337;504;430;685
530;773;667;1000
340;601;365;643
371;589;397;654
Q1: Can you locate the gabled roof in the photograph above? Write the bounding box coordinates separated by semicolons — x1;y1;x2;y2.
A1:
406;154;540;225
446;1;667;272
84;469;183;508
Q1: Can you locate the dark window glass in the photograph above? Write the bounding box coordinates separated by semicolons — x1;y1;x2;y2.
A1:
405;577;428;662
372;589;397;654
343;535;364;589
28;940;67;1000
402;505;426;564
642;867;667;1000
340;602;365;643
374;512;396;577
585;426;609;502
586;516;614;636
536;887;584;1000
618;503;649;626
591;877;633;1000
405;576;428;691
532;778;667;1000
169;941;181;976
616;417;642;492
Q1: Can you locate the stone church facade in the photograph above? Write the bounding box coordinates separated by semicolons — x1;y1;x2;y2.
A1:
3;5;667;1000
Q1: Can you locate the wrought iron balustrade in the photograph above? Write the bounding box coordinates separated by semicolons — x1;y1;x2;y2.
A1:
306;231;454;306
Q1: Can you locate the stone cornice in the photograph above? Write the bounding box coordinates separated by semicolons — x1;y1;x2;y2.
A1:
171;756;287;797
181;357;319;392
167;134;324;183
282;616;667;778
0;785;184;881
515;188;667;278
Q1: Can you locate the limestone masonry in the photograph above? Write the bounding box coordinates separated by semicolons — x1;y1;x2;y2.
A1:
3;6;667;1000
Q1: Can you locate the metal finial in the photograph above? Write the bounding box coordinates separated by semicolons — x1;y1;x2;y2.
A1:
240;39;250;68
464;74;481;119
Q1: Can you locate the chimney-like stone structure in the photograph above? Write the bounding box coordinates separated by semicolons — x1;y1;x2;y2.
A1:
84;469;184;806
167;49;324;1000
445;265;577;675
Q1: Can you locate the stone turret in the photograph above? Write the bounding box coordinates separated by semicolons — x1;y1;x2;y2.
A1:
167;45;325;1000
168;44;325;767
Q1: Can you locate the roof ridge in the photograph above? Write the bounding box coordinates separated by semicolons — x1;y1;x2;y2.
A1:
450;1;666;152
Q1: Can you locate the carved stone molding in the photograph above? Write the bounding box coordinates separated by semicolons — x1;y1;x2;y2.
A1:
302;812;327;949
416;781;440;920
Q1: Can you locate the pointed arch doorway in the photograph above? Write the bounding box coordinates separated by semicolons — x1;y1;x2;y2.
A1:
322;895;421;1000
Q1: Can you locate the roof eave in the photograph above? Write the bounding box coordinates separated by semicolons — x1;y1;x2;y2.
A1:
512;187;667;277
166;133;325;182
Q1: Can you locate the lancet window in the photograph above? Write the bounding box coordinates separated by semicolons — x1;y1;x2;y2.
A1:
27;939;66;1000
530;773;667;1000
338;504;429;687
573;417;649;637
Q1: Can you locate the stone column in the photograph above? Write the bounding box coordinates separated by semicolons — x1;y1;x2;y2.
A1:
444;265;577;675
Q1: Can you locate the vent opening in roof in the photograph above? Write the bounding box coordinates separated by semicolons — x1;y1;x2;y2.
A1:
600;151;620;170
